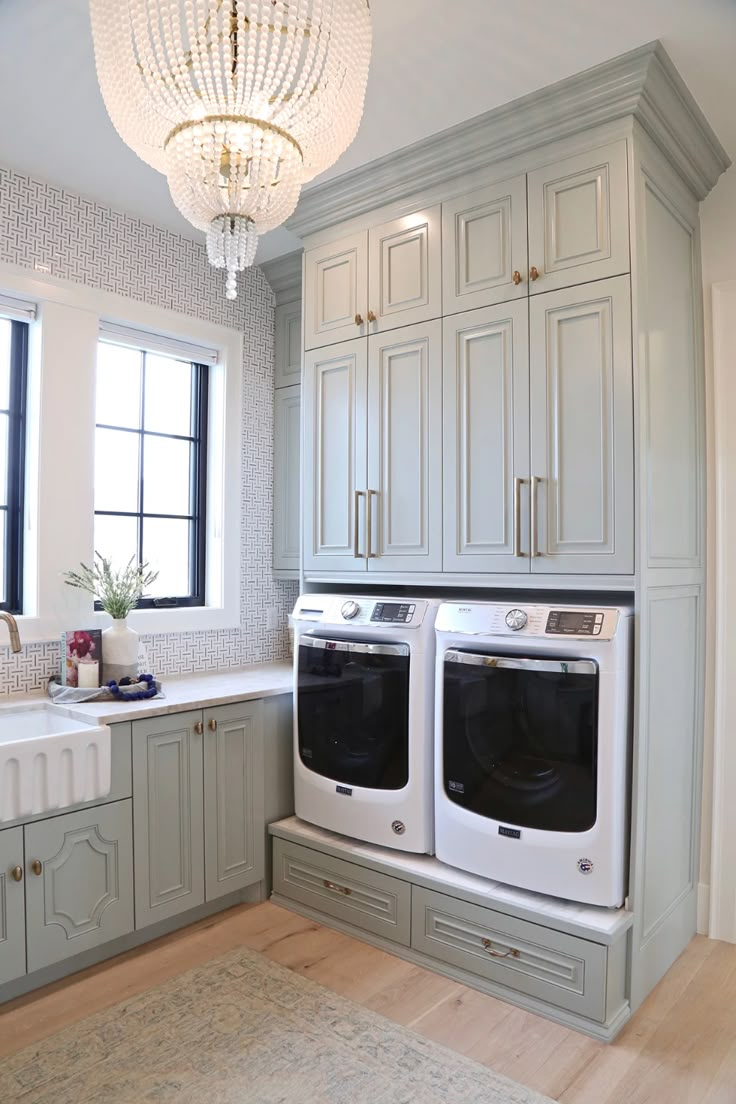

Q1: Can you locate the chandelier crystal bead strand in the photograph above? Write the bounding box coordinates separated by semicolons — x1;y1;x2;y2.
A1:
89;1;372;299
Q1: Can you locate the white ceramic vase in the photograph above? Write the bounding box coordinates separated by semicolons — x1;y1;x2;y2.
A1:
102;617;138;684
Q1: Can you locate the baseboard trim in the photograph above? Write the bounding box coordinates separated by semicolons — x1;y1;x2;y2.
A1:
697;881;711;935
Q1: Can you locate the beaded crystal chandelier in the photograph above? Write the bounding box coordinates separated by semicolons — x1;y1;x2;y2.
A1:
89;1;372;299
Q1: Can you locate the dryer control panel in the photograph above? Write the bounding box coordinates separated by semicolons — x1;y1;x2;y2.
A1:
435;603;624;640
292;594;429;629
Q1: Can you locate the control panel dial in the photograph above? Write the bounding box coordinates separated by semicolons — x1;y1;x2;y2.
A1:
505;608;528;631
340;600;361;621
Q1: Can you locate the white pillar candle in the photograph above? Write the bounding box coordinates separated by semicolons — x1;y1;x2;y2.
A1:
77;660;99;689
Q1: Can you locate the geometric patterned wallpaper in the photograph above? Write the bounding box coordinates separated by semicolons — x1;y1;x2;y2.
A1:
0;165;298;695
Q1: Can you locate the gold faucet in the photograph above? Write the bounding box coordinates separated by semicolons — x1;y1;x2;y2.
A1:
0;612;21;653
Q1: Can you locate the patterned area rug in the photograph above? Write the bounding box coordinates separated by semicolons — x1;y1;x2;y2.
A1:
1;945;557;1103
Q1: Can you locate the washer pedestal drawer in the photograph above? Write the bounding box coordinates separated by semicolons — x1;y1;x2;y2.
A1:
272;838;411;946
411;886;608;1021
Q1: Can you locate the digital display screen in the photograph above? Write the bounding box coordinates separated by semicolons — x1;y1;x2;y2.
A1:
558;612;585;629
378;604;403;617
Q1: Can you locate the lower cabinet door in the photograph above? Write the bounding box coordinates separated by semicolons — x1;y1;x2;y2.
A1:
0;826;26;985
132;711;205;929
24;801;134;973
204;700;265;901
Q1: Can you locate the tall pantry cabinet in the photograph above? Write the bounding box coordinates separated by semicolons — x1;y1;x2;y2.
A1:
286;42;729;1019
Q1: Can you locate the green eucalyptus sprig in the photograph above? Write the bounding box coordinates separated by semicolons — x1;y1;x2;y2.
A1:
63;553;159;620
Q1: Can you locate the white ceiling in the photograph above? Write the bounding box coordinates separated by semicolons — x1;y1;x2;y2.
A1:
1;0;734;264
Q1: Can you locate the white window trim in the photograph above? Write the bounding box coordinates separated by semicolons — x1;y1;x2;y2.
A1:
0;260;243;643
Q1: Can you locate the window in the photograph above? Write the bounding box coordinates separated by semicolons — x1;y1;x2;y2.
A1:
0;318;27;613
94;340;208;607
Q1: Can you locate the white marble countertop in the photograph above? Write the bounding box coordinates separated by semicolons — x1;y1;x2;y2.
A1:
0;662;293;725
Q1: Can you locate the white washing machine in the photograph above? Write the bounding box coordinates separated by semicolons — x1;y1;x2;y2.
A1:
292;593;440;853
435;600;633;907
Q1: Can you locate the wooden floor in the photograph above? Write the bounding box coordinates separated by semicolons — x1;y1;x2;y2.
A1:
1;901;735;1104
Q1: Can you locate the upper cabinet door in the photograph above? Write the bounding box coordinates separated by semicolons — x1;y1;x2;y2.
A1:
366;320;443;572
443;301;530;573
303;339;368;573
304;232;368;350
367;207;442;333
527;141;630;294
529;275;634;574
442;176;528;315
274;300;302;387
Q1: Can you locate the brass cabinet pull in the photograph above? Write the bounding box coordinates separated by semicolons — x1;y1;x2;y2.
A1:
10;865;22;882
354;490;366;558
323;879;352;896
354;313;364;326
194;720;203;735
530;475;541;558
208;718;217;731
367;309;377;322
30;860;42;876
482;937;520;959
512;270;523;286
366;489;377;558
529;265;540;281
513;477;527;557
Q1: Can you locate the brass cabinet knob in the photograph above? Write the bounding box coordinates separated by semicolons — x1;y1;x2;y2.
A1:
31;860;42;876
354;313;364;326
529;265;540;281
10;865;22;882
512;270;523;285
194;720;203;735
208;718;217;731
367;309;377;322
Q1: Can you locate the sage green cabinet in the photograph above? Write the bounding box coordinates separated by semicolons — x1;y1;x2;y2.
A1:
203;700;265;901
133;710;205;929
0;826;26;986
133;702;266;928
24;800;134;972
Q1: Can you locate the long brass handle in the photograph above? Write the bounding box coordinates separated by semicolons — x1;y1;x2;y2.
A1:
323;879;352;896
366;490;377;558
208;718;217;732
530;475;541;558
353;490;365;558
530;265;540;281
367;309;377;322
512;270;523;286
354;313;364;326
31;860;42;876
10;865;22;882
194;720;203;735
513;477;527;557
482;937;520;959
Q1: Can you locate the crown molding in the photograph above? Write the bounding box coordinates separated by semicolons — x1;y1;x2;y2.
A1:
287;41;730;241
259;249;303;304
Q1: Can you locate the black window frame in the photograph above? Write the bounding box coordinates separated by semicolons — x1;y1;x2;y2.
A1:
94;343;209;609
0;319;27;615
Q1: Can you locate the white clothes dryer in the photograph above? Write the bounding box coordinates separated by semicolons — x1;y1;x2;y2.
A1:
292;593;440;854
435;601;633;907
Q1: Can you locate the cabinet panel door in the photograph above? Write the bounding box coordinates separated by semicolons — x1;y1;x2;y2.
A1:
304;232;367;349
275;300;302;387
273;384;301;574
132;711;204;929
24;800;134;972
442;176;528;315
529;276;634;574
0;826;25;985
443;302;531;572
303;339;368;573
527;141;630;294
366;320;442;572
367;207;442;333
204;700;265;902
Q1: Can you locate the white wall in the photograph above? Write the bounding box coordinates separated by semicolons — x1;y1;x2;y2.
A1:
698;165;736;932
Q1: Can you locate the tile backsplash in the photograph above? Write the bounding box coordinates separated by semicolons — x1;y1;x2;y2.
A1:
0;165;298;695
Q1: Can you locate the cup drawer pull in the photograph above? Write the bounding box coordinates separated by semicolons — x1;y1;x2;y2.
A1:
323;879;352;896
482;937;520;959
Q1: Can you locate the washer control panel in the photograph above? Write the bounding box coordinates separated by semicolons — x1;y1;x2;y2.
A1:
292;595;428;629
435;603;623;640
370;601;416;624
546;610;604;636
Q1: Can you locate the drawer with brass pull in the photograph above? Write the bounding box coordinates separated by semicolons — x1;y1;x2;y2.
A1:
411;886;608;1020
272;839;411;946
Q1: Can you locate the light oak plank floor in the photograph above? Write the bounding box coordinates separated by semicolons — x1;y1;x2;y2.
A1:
1;901;733;1104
